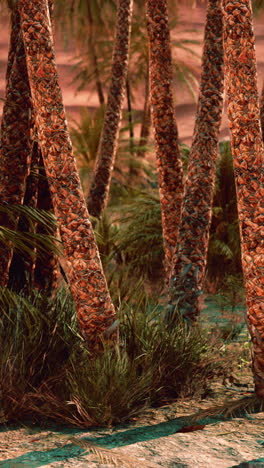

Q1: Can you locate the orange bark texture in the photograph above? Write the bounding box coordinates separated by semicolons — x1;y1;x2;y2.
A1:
223;0;264;397
0;6;33;286
8;141;41;291
260;80;264;139
18;0;117;352
146;0;184;282
169;0;224;321
87;0;133;219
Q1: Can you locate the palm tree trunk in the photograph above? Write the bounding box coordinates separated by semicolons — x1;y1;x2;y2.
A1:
6;0;57;293
168;0;224;321
222;0;264;397
19;0;117;352
6;3;20;80
87;0;133;219
7;141;40;292
126;77;135;157
0;6;33;287
259;79;264;139
137;66;151;159
146;0;184;282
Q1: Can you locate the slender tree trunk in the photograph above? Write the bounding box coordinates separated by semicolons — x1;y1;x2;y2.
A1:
146;0;184;282
168;0;224;321
0;6;33;286
87;2;105;106
19;0;117;352
137;67;151;159
126;77;135;156
259;79;264;139
222;0;264;397
87;0;133;219
8;141;40;292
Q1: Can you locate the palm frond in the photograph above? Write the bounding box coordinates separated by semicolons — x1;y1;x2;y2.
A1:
191;395;264;422
69;437;158;467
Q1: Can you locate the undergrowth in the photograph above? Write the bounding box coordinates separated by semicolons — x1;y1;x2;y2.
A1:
0;287;234;428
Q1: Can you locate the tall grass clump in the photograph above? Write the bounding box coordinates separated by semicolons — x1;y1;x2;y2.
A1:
0;287;233;427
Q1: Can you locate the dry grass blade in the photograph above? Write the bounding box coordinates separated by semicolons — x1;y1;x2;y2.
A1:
190;395;264;422
69;436;159;467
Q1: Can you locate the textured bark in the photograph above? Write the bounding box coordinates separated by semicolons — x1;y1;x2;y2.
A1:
0;6;33;286
19;0;117;351
137;68;151;159
7;0;57;293
126;77;135;157
168;0;224;321
6;5;20;80
87;0;133;218
8;141;40;292
222;0;264;397
260;79;264;139
146;0;184;281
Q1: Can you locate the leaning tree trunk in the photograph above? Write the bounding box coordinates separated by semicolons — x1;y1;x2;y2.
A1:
146;0;184;282
18;0;117;352
259;79;264;139
87;0;133;219
6;0;58;293
168;0;224;321
7;141;41;292
0;6;33;286
222;0;264;398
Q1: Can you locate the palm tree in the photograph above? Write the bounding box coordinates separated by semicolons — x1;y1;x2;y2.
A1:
222;0;264;397
260;80;264;138
8;141;41;291
3;0;58;293
18;0;117;352
87;0;134;218
0;4;32;286
168;0;224;321
137;63;151;159
145;0;184;282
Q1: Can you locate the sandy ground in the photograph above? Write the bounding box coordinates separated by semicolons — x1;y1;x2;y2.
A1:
1;4;264;468
0;377;264;468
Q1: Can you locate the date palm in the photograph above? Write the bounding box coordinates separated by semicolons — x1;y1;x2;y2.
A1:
222;0;264;397
1;0;58;292
260;80;264;138
87;0;133;218
0;4;32;286
18;0;117;352
145;0;184;282
168;0;224;320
